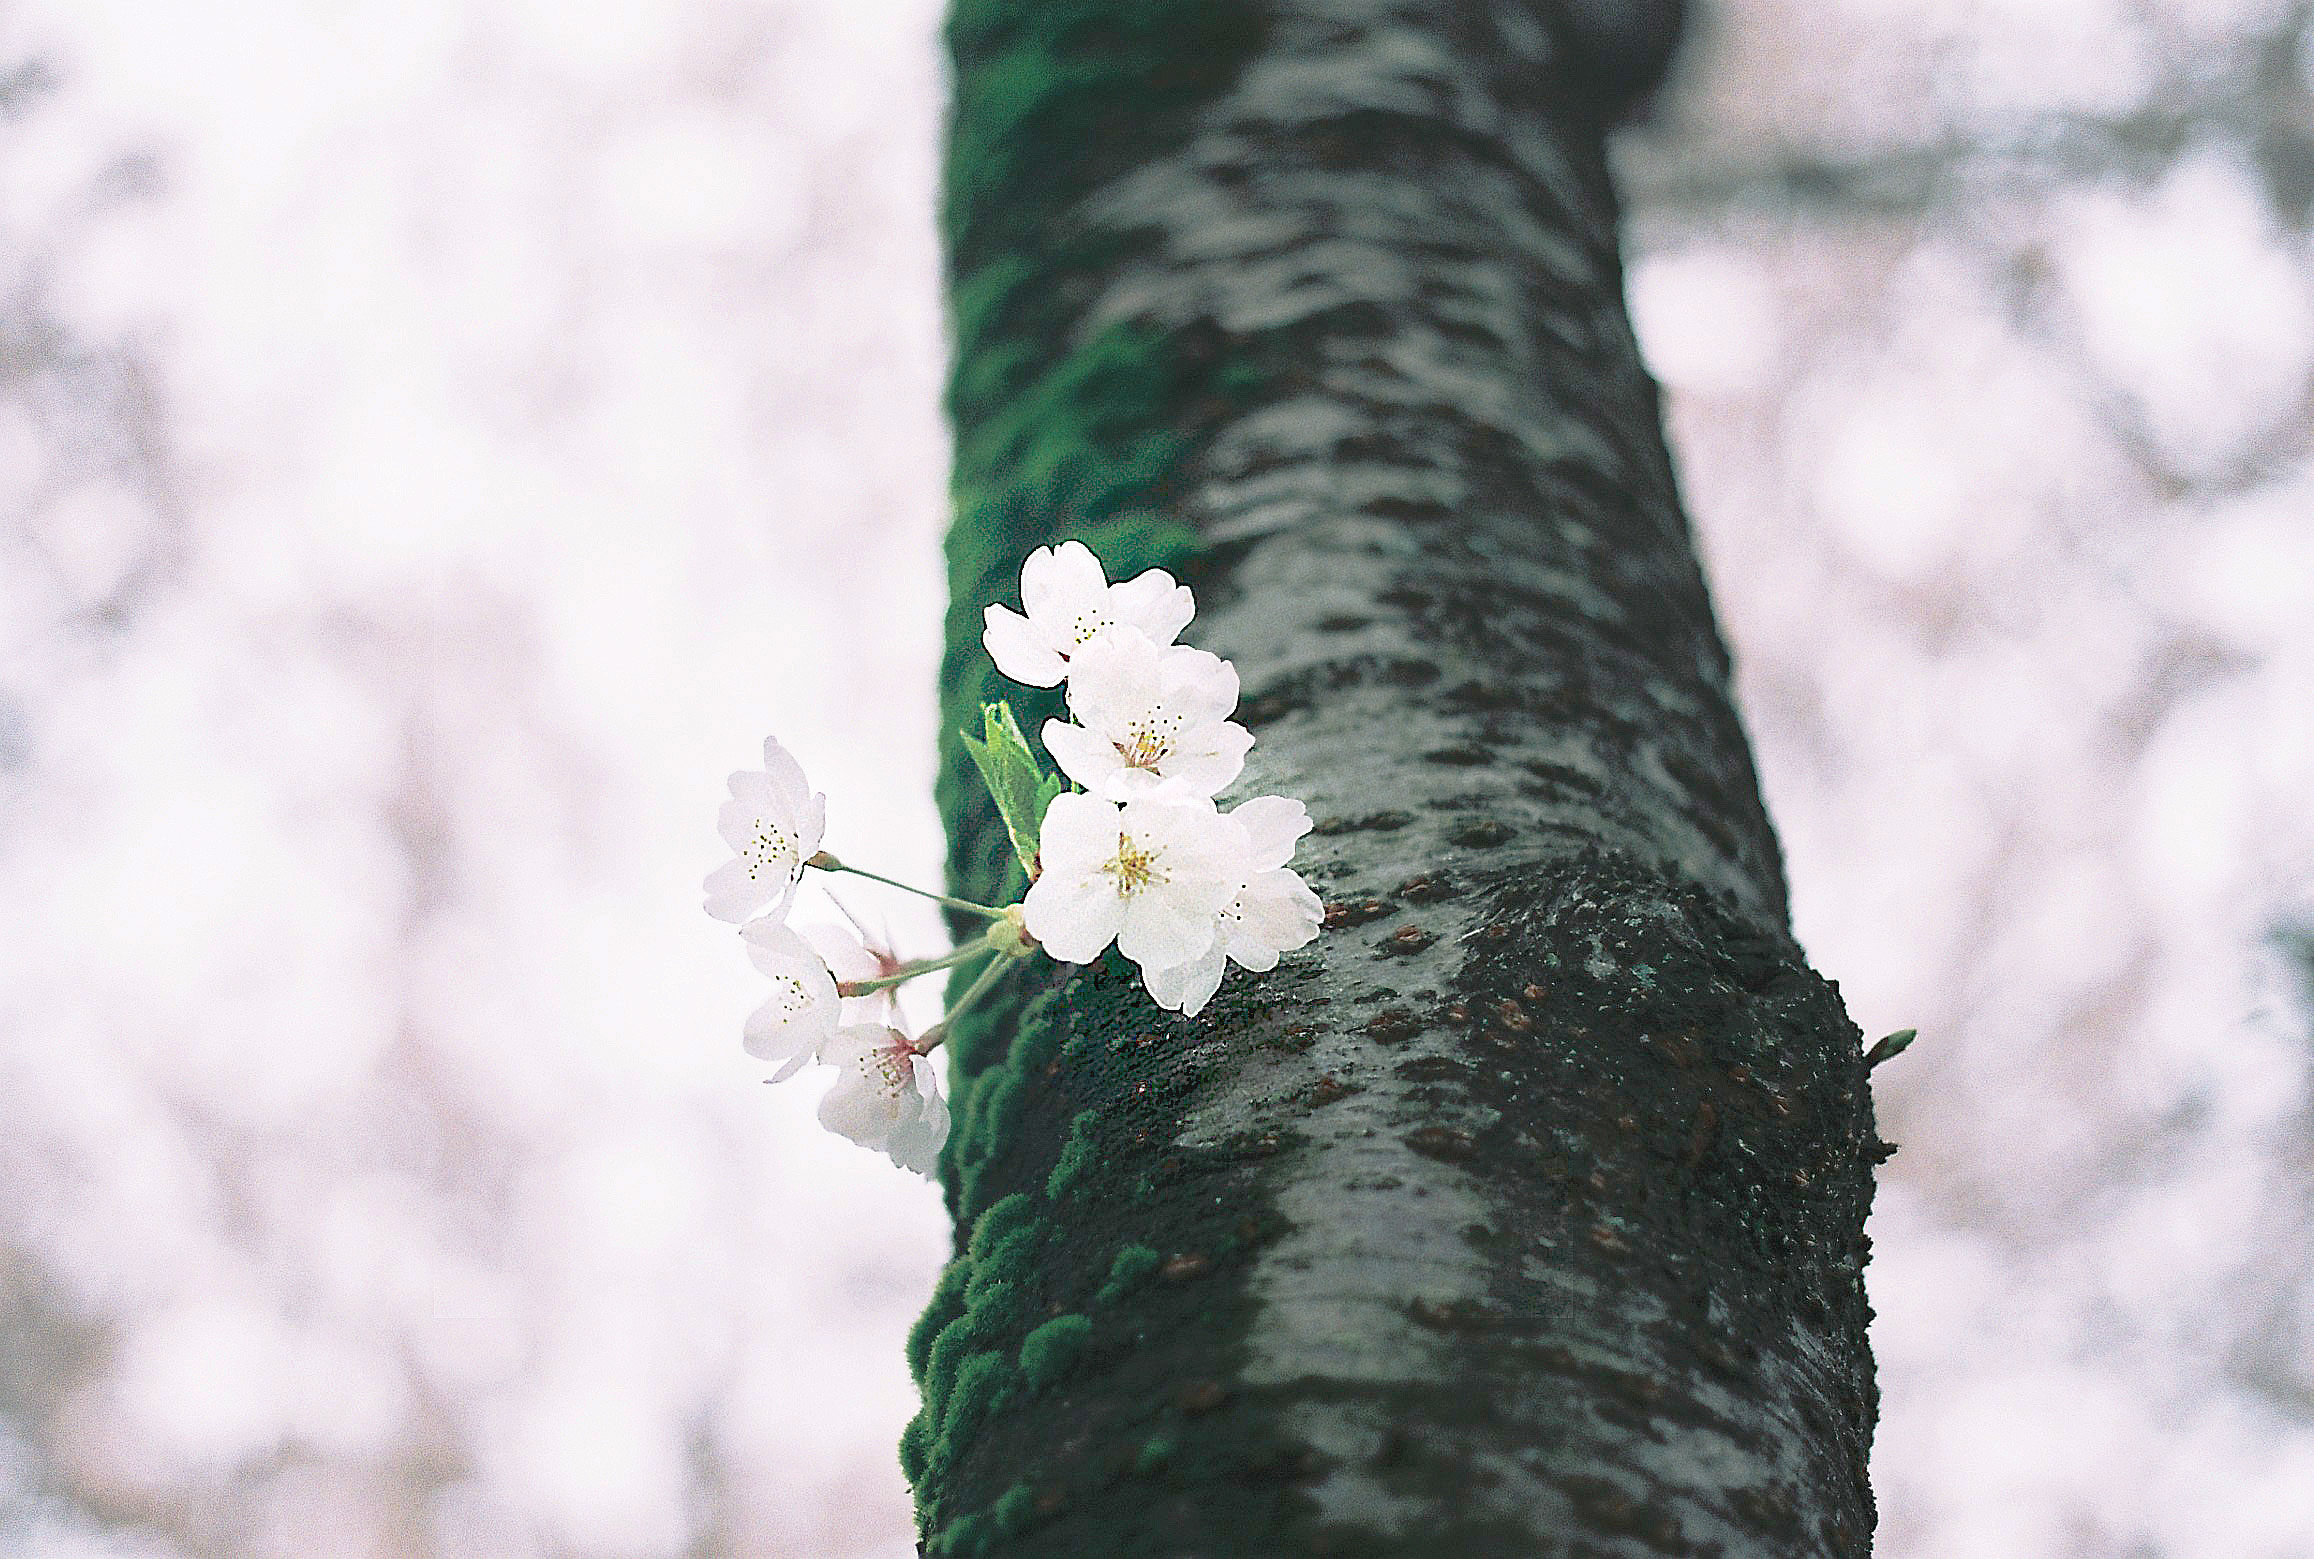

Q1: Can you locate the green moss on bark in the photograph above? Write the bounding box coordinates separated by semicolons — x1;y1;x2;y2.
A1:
1019;1313;1095;1391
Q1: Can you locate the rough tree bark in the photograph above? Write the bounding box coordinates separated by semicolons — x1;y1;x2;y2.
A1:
904;2;1882;1555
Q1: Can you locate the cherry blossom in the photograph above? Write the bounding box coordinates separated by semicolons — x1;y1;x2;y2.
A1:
739;918;841;1078
981;540;1195;687
1023;792;1244;971
798;908;908;1023
818;1025;950;1177
1041;628;1253;801
704;735;827;924
1142;796;1324;1017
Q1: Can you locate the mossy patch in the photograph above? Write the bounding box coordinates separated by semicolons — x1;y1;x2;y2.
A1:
916;0;1283;1550
1020;1313;1094;1391
1096;1243;1162;1306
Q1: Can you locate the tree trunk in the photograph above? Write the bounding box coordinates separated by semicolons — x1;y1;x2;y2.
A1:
908;2;1881;1555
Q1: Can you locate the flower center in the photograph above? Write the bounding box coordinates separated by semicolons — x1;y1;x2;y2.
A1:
745;821;797;881
1100;833;1163;896
1067;610;1111;648
866;1046;912;1097
1115;711;1182;770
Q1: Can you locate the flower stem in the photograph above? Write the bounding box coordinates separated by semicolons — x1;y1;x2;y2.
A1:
914;954;1011;1053
837;943;986;996
809;853;1006;919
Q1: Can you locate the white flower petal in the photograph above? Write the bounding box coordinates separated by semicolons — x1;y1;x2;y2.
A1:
1154;723;1253;799
709;741;825;922
1227;796;1313;870
1118;892;1222;971
1143;940;1227;1016
1060;626;1159;720
1041;718;1129;796
1121;796;1244;902
983;603;1067;687
1034;791;1123;879
1020;540;1109;620
758;735;814;815
739;919;840;1064
816;1027;946;1173
798;920;884;984
703;857;780;924
1156;642;1238;720
1108;568;1195;645
1224;868;1323;971
1022;869;1128;963
1054;634;1248;801
817;1070;896;1149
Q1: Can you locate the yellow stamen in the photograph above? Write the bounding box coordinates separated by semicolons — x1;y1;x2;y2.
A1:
1100;832;1163;895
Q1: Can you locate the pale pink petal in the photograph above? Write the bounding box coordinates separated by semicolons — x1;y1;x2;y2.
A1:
758;735;814;815
704;857;781;924
817;1071;895;1149
798;921;884;984
739;920;840;1064
983;603;1066;686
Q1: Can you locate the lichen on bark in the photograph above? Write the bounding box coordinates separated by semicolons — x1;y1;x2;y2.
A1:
915;2;1881;1554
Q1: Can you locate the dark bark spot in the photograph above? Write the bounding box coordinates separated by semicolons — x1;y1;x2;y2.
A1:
1393;1055;1470;1085
1445;679;1523;710
1450;818;1515;847
1379;925;1435;956
1368;494;1458;526
1361;1008;1425;1043
1405;1126;1476;1162
1312;810;1413;835
1423;745;1494;766
1304;1075;1353;1106
1394;872;1458;903
1239;690;1303;726
1559;1474;1693;1552
1176;1380;1230;1415
1315;613;1369;631
1322;897;1396;929
1730;1482;1804;1542
1160;1252;1209;1282
1407;1296;1527;1333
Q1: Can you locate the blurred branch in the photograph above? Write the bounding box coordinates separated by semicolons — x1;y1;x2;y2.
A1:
1624;1;2314;224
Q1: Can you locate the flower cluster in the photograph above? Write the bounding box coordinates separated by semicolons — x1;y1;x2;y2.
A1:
709;738;954;1175
993;543;1321;1015
708;542;1322;1176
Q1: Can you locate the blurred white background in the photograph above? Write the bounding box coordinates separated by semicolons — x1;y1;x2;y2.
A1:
0;0;2308;1554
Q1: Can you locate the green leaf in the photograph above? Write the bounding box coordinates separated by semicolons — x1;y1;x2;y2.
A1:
961;701;1060;876
1864;1028;1918;1068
